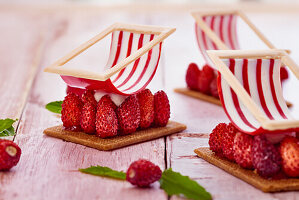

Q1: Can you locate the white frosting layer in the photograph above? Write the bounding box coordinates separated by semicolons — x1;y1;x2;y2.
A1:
94;90;126;106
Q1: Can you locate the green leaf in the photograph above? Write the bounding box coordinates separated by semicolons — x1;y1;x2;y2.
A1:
79;166;126;180
45;101;63;114
159;168;212;200
0;118;17;137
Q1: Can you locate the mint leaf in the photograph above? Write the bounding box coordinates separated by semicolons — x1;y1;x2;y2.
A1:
45;101;63;114
0;118;17;137
159;168;212;200
79;166;126;180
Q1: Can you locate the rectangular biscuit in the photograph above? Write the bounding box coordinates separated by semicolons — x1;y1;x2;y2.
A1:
44;121;186;151
174;88;292;107
194;147;299;192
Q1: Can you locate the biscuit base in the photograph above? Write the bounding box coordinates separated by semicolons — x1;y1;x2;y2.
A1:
194;147;299;192
44;121;186;151
174;88;292;107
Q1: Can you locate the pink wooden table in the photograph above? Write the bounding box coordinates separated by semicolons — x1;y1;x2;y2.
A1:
0;3;299;200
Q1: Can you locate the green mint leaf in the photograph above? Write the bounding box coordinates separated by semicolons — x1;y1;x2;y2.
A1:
0;118;17;137
79;166;126;180
45;101;63;114
159;168;212;200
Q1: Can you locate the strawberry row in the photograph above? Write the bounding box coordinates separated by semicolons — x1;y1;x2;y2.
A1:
209;123;299;179
185;63;219;99
61;89;170;138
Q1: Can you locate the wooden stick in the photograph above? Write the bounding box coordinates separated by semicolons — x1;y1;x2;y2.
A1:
262;119;299;130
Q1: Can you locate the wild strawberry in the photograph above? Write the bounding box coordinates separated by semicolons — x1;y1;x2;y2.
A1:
80;103;96;134
198;64;215;94
0;139;21;170
98;95;117;111
153;91;170;127
233;132;254;169
280;136;299;177
209;123;226;157
66;86;85;97
186;63;200;90
280;66;289;81
96;96;118;138
252;135;281;178
126;159;162;187
117;95;140;134
61;92;83;131
137;89;154;129
222;123;237;161
209;78;219;99
81;90;97;106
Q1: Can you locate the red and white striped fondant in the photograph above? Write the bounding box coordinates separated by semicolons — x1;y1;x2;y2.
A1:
195;14;239;65
218;58;299;135
61;30;162;95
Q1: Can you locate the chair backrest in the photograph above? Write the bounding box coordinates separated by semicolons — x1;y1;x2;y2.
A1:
44;23;175;95
195;14;239;65
108;30;162;94
207;49;299;135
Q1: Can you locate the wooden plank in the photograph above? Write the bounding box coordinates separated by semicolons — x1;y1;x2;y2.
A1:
0;10;168;200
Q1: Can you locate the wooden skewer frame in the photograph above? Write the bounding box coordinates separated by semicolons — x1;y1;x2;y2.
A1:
207;49;299;131
44;23;176;81
191;9;291;54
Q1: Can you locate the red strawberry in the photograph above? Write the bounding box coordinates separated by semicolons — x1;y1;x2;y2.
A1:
233;132;254;169
61;92;83;131
280;66;289;81
81;90;97;106
252;135;281;178
280;136;299;177
209;123;227;157
153;91;170;127
66;86;85;97
222;123;237;161
117;95;140;134
186;63;200;90
96;96;118;138
198;64;215;94
0;139;21;170
80;103;96;134
209;78;219;99
98;95;117;111
126;159;162;187
137;89;154;129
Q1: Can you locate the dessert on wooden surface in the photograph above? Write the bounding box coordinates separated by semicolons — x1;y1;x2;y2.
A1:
175;9;290;106
43;23;186;150
195;49;299;192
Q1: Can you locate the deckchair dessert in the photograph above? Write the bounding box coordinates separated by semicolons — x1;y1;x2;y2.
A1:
175;10;291;107
43;23;186;151
194;49;299;192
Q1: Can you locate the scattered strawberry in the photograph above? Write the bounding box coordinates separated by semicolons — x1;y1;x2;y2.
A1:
117;95;140;134
233;132;254;169
126;159;162;187
280;136;299;177
98;95;117;111
252;135;281;178
137;89;154;129
96;96;118;138
197;73;211;94
202;64;215;81
222;123;237;161
280;66;289;81
209;123;227;157
0;139;21;171
153;91;170;127
186;63;200;90
61;92;83;131
80;103;96;134
81;90;97;106
209;78;219;99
